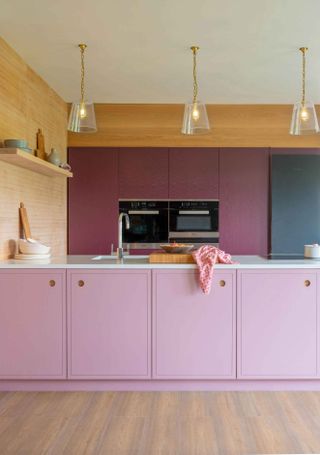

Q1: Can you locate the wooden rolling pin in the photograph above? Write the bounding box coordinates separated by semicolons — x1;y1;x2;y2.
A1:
19;202;32;240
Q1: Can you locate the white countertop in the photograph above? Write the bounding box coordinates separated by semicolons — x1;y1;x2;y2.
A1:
1;255;320;269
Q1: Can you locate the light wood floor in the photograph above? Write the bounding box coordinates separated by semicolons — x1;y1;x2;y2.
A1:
0;391;320;454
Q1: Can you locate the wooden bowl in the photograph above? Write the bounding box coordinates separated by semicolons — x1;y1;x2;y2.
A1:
160;244;194;254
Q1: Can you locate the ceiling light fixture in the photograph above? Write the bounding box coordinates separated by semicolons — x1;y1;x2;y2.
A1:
68;43;97;133
181;46;210;135
289;47;319;135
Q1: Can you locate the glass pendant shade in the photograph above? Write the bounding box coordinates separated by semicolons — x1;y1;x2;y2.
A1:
290;47;319;135
181;101;210;135
68;43;97;133
289;101;319;135
68;101;97;133
182;46;210;135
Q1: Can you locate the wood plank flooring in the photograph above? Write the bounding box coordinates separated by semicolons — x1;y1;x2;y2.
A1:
0;391;320;454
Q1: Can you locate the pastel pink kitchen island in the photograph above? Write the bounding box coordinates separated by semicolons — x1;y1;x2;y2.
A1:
0;255;319;391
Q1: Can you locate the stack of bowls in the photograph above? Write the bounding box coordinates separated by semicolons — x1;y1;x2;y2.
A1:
4;139;33;154
15;239;51;260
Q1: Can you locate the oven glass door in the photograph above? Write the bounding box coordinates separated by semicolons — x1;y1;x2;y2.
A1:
124;212;168;243
119;201;169;245
170;203;219;234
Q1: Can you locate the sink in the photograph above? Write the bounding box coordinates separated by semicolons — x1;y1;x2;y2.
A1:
91;255;147;261
91;255;148;264
92;255;116;261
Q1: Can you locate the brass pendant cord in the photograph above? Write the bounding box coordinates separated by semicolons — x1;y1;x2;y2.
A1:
79;44;87;104
300;47;308;107
191;46;199;104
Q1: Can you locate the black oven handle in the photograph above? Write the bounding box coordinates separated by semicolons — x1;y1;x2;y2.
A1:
169;231;219;238
178;210;210;215
128;210;160;215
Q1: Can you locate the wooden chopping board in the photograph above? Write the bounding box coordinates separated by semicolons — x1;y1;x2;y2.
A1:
149;252;195;264
36;128;46;160
19;202;32;239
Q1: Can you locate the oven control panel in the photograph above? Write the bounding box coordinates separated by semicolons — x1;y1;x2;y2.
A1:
119;200;168;210
169;200;219;210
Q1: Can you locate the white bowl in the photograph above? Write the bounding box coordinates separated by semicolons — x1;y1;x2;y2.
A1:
15;253;51;260
19;239;51;255
304;244;320;259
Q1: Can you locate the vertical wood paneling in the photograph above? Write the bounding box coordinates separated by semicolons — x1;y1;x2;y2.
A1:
0;37;68;259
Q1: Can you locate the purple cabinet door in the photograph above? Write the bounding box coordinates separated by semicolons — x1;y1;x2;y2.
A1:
68;148;118;255
153;270;236;379
118;148;169;199
219;148;269;255
68;270;151;379
238;270;318;379
0;270;66;379
169;148;219;199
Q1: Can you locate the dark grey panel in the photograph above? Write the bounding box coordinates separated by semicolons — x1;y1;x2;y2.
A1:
271;155;320;254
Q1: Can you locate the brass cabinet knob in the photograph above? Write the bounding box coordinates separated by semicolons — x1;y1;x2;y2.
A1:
78;280;85;287
305;280;311;287
219;280;226;287
49;280;56;287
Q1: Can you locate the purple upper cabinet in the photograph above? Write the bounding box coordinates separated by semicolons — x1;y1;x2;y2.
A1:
118;148;169;199
169;148;219;199
68;148;118;255
219;148;269;255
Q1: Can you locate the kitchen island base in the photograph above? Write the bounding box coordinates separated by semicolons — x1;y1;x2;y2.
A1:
0;257;319;390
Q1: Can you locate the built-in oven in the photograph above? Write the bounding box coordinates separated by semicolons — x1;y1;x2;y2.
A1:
169;200;219;245
119;200;169;249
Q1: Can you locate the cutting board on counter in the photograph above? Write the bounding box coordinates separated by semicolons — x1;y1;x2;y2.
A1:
149;252;195;264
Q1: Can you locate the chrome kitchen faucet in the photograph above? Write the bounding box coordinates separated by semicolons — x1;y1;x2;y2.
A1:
117;213;130;260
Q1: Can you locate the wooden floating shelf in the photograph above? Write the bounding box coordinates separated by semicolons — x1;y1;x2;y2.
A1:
0;148;73;178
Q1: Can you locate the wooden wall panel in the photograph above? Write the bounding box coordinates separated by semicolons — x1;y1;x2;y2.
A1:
0;37;68;259
68;104;320;148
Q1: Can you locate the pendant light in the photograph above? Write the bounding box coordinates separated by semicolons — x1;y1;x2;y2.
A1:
289;47;319;135
68;44;97;133
181;46;210;135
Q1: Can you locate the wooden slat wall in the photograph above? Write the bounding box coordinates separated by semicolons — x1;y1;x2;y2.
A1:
0;37;68;259
68;104;320;148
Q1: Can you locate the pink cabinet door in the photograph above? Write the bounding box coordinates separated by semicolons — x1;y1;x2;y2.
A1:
0;270;66;379
118;148;169;199
219;148;269;255
153;270;236;379
68;270;151;379
169;148;219;199
238;270;318;379
68;148;118;255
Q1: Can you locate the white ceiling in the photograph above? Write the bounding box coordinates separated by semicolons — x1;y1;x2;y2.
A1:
1;0;320;103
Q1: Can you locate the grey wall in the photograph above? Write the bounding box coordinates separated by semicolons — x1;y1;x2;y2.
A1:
272;155;320;254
